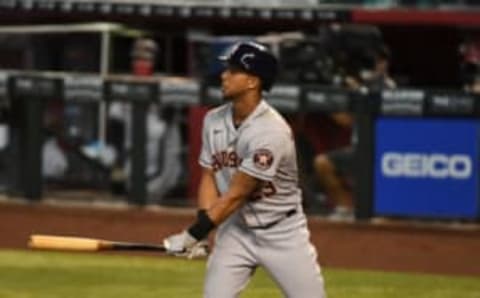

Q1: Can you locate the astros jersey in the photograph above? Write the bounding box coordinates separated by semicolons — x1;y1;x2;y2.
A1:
199;100;302;227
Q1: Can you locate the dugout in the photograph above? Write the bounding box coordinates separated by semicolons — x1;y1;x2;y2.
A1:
0;23;154;203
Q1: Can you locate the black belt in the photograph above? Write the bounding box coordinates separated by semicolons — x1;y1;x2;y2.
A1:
249;209;297;230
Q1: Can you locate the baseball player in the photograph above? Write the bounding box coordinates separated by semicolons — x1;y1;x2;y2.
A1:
163;41;326;298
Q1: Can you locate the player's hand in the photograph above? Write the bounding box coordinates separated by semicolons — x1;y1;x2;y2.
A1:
163;231;208;259
163;230;196;254
187;240;209;259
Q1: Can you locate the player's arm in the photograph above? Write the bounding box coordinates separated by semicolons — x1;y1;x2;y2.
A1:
186;132;286;240
164;130;284;255
197;167;220;210
163;170;258;256
165;169;262;255
197;115;221;210
205;171;258;225
182;170;258;245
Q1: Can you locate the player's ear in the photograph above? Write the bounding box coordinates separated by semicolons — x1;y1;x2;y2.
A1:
247;76;261;90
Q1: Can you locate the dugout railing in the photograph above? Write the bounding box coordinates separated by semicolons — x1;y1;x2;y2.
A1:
0;70;479;220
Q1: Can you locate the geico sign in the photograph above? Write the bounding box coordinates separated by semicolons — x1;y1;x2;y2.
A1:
381;153;472;179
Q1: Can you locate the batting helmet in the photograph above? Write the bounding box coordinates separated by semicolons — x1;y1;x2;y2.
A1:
219;41;278;91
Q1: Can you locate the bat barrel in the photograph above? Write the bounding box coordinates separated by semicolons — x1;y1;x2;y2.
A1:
29;235;102;251
28;234;166;253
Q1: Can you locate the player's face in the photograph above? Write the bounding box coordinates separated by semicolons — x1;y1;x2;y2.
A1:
221;66;258;100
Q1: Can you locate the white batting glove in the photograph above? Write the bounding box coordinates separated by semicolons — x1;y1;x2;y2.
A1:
163;230;196;254
186;240;209;259
163;231;208;259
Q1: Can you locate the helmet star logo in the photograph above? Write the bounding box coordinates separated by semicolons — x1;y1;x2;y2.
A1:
240;53;255;69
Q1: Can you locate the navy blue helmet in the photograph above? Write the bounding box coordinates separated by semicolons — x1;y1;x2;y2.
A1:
219;41;278;91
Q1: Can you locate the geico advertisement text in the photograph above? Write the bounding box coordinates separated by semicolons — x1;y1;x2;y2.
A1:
374;118;479;219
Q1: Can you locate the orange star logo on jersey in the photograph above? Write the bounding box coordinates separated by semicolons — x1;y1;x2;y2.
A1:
253;149;274;171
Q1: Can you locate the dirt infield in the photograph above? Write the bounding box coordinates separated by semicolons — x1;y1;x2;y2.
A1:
1;199;480;276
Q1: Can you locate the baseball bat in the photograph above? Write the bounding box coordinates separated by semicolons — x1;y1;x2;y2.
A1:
28;234;166;252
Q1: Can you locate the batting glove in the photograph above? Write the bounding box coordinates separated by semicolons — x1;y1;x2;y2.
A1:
163;231;208;259
186;240;209;259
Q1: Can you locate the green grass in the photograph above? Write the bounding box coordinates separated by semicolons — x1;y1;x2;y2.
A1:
0;250;479;298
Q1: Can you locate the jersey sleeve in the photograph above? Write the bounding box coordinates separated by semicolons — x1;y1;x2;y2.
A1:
238;132;289;181
198;117;212;169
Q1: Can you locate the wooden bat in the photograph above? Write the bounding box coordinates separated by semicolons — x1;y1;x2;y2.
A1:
28;234;167;252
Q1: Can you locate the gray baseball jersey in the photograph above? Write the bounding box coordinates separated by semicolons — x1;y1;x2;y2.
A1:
199;100;302;227
199;100;326;298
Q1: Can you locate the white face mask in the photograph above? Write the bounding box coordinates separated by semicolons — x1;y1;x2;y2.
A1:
360;69;373;81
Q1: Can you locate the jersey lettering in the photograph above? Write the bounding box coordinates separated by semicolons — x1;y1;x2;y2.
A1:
251;181;277;201
211;150;242;171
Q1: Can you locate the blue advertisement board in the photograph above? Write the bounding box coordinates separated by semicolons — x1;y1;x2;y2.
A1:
374;117;480;219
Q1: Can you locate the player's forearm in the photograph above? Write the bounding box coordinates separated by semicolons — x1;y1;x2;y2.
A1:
206;191;246;225
198;168;219;210
187;171;258;240
206;171;258;225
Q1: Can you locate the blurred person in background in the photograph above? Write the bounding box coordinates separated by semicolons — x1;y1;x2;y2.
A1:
131;38;158;76
109;103;185;202
109;38;183;201
464;74;480;95
145;106;183;203
42;137;68;179
460;38;480;95
42;99;68;179
313;44;396;221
